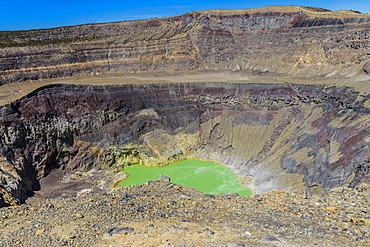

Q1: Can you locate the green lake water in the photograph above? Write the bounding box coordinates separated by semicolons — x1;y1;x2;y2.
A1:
119;159;252;196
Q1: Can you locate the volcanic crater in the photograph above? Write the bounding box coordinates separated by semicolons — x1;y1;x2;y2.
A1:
0;4;369;216
2;5;370;246
0;80;369;206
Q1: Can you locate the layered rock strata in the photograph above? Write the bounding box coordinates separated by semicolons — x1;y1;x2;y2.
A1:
0;83;369;206
1;6;370;85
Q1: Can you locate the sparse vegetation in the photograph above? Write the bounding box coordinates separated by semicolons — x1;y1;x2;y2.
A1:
302;6;331;12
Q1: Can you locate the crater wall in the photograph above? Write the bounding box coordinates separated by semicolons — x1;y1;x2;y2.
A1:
1;6;370;84
0;83;369;206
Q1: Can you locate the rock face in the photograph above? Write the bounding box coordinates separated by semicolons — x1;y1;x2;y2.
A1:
1;6;370;85
1;83;370;206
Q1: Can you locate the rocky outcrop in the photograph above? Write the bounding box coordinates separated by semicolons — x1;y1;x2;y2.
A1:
1;6;370;85
0;83;369;206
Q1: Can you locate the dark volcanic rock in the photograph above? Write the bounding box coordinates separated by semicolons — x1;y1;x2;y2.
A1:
0;83;369;206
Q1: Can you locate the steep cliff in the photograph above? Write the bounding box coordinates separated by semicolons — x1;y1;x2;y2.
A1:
1;6;370;85
0;83;369;206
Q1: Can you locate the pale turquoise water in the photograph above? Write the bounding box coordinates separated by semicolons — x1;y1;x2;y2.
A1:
119;159;252;196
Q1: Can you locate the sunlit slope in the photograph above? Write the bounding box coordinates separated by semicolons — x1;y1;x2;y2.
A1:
1;5;370;85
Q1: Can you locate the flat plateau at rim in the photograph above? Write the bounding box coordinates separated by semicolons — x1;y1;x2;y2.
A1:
1;72;370;106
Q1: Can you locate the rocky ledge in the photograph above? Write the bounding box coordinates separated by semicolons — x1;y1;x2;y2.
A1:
0;179;369;246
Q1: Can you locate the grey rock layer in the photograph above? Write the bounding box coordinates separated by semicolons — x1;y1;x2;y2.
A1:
1;6;370;84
